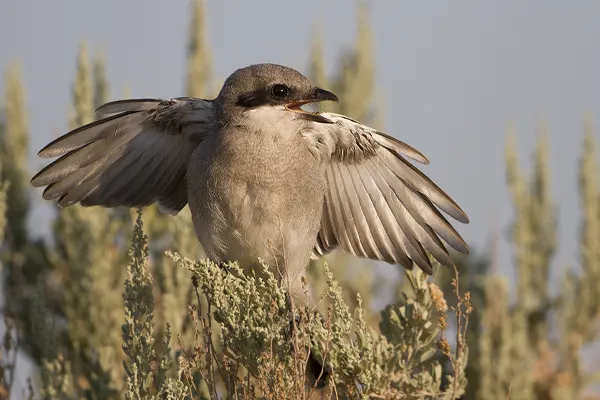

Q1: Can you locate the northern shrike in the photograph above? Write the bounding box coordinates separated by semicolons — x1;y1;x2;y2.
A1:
31;63;469;302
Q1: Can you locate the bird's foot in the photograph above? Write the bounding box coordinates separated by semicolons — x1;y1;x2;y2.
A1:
287;311;330;389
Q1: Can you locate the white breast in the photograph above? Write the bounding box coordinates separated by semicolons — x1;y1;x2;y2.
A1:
187;105;326;271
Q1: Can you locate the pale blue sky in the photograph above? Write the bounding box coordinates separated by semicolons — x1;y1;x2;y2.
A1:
2;0;600;394
2;0;600;282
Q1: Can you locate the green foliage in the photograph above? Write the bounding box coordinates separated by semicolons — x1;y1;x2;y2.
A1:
0;172;8;247
155;209;199;339
15;210;466;399
331;1;375;123
93;52;110;115
460;121;600;400
573;115;600;339
122;211;188;400
307;23;335;114
475;277;533;400
186;0;211;98
0;62;29;251
1;61;54;381
68;43;94;129
0;281;19;399
168;248;469;399
506;122;556;323
307;23;328;90
307;2;377;125
46;43;128;396
0;166;22;400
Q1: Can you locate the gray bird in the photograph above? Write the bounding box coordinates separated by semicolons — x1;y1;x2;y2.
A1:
31;63;469;304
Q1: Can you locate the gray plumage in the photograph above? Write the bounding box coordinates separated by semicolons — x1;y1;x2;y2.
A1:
31;63;469;301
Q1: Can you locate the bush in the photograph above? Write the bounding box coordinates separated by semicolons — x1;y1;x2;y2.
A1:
1;211;470;399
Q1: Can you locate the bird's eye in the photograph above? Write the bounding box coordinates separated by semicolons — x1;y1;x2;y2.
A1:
271;84;289;99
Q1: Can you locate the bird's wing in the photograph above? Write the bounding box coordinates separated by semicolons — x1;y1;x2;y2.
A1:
31;97;214;214
310;113;469;274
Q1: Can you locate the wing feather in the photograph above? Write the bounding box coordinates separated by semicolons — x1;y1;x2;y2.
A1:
95;98;163;115
312;194;338;259
327;164;363;255
32;97;214;213
364;159;439;270
37;111;141;159
311;112;469;274
373;151;468;254
340;162;383;259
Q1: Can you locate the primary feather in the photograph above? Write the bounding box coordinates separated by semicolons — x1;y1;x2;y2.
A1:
310;112;469;274
31;97;214;213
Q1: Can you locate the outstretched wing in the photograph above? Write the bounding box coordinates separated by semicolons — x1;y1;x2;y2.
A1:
311;113;469;274
31;97;215;214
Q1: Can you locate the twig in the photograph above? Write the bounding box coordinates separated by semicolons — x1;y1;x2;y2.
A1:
194;285;219;400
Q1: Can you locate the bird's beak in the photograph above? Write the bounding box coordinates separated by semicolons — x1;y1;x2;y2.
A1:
308;88;339;103
284;88;338;123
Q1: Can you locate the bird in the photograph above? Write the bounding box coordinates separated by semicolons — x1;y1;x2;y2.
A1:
31;63;469;387
31;62;469;307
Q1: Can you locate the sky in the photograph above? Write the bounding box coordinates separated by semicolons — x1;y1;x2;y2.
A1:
1;0;600;393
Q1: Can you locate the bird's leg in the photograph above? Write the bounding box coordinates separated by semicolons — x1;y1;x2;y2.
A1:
218;260;229;270
284;292;330;389
304;309;331;389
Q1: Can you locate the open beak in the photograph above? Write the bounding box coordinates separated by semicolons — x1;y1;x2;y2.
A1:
285;88;338;123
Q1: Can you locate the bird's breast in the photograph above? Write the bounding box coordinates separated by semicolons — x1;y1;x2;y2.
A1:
187;130;327;267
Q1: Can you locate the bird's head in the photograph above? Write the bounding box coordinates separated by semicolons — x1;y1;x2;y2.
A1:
216;63;338;124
